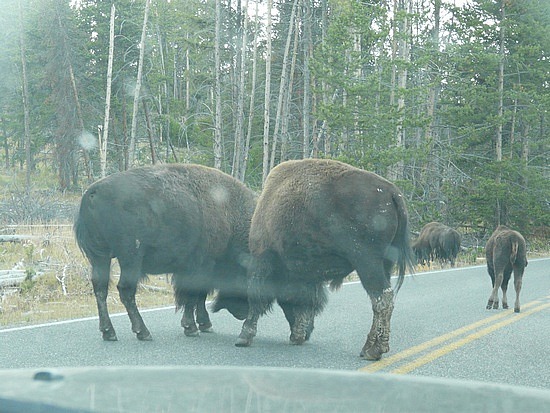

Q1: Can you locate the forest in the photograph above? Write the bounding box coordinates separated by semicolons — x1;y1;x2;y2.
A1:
0;0;548;238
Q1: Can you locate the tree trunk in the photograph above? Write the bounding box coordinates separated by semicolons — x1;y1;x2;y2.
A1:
100;3;115;178
280;12;300;162
270;0;299;171
18;0;32;192
238;0;261;182
128;0;151;169
262;0;273;183
495;0;505;226
143;99;156;164
213;0;223;170
232;0;249;178
302;0;312;159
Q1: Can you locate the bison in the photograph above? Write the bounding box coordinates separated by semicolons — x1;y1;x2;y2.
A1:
412;222;461;267
235;159;415;360
74;163;257;341
485;225;528;313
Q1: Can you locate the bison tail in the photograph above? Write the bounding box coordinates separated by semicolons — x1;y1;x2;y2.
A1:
510;241;519;266
73;196;108;261
391;192;416;295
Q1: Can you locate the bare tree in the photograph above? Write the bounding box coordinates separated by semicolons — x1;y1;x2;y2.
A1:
302;0;312;158
237;0;261;182
232;0;250;179
262;0;273;183
99;3;115;178
269;0;299;171
18;0;31;191
128;0;151;169
495;0;505;225
213;0;223;169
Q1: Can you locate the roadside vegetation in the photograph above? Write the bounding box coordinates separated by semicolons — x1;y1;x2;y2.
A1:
1;171;547;328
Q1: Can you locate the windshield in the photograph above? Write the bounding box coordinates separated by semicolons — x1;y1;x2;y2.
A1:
0;0;549;412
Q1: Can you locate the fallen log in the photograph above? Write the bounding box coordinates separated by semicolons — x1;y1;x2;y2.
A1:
0;235;39;243
0;270;27;287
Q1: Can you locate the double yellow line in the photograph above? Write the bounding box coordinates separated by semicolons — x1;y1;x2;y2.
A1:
359;297;550;374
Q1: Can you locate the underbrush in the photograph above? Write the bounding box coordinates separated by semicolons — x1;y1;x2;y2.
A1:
0;223;173;328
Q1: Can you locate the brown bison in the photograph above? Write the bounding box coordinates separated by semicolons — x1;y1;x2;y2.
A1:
485;225;528;313
74;164;257;341
235;159;415;360
412;222;461;267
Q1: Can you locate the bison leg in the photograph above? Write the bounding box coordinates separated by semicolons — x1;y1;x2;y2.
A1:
235;252;276;347
196;292;213;332
361;288;394;360
500;269;512;310
179;292;212;336
117;263;152;341
357;255;394;361
279;301;315;343
91;256;117;341
179;293;200;337
487;271;503;310
513;269;523;313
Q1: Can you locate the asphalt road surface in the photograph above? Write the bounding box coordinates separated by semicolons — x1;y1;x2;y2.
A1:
1;258;549;390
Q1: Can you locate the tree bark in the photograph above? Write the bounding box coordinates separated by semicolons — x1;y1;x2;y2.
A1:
238;0;261;182
128;0;151;169
232;0;249;179
213;0;223;169
495;0;505;226
262;0;273;183
100;3;115;178
302;0;312;158
18;0;32;192
269;0;299;171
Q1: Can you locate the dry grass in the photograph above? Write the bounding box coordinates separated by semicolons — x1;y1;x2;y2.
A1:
0;223;174;328
1;223;547;329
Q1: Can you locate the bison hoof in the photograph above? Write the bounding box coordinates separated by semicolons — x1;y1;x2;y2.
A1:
102;329;118;341
235;337;252;347
502;303;509;309
289;333;306;345
199;322;213;333
184;326;199;337
360;346;382;361
514;308;520;313
137;330;153;341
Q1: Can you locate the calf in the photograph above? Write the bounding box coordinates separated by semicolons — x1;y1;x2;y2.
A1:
485;225;528;313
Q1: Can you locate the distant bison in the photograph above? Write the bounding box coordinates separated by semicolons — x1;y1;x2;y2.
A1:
74;164;256;341
235;159;415;360
412;222;461;267
485;225;528;313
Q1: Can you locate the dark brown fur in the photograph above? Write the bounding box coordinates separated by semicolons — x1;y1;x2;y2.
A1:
412;222;461;267
485;225;528;313
235;159;415;360
74;164;256;341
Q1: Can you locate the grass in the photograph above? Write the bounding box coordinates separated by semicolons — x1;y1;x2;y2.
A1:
0;222;547;329
0;223;174;328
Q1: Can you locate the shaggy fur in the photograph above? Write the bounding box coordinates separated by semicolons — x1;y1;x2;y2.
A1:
236;159;415;360
412;222;461;267
74;163;256;340
485;225;528;313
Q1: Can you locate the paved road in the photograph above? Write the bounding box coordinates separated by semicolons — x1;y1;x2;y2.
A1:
1;258;549;390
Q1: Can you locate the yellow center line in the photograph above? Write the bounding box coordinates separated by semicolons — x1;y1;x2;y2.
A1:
391;302;550;374
359;298;546;373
